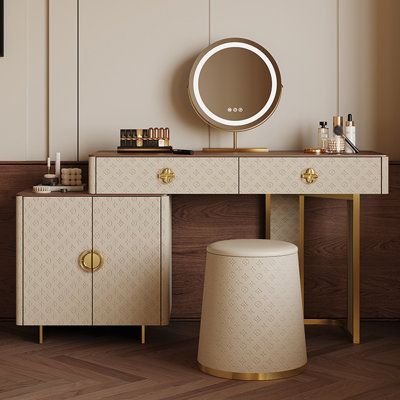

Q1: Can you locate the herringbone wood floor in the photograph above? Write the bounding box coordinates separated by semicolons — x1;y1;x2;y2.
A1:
0;321;399;399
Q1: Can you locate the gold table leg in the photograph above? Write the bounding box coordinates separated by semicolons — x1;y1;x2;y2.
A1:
347;194;360;344
299;195;305;308
39;325;44;344
141;325;146;344
300;194;361;344
265;194;271;240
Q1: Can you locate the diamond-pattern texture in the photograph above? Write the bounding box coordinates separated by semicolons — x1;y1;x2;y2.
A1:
271;195;300;246
198;251;307;373
23;197;93;325
92;197;162;325
240;157;383;194
95;157;238;194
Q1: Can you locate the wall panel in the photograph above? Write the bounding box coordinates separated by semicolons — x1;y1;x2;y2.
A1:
339;0;400;160
49;0;78;161
0;0;47;161
209;0;337;151
339;0;378;155
78;0;210;160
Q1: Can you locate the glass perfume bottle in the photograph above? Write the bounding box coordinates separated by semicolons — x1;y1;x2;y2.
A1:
318;121;329;150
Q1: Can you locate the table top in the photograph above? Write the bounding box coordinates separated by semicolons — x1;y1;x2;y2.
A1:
90;150;387;158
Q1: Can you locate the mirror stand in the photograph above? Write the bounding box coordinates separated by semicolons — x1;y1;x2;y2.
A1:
202;132;269;153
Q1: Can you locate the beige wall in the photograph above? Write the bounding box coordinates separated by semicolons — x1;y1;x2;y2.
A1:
0;0;399;161
0;0;47;161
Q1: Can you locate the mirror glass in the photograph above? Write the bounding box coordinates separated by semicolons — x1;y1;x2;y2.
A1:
189;38;282;132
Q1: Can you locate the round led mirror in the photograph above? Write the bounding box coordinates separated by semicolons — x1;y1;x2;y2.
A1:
189;38;282;151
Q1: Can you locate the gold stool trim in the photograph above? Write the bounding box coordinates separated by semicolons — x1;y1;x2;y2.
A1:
198;363;306;381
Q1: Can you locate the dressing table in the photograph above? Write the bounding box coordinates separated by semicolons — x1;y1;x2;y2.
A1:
15;150;387;344
15;38;389;345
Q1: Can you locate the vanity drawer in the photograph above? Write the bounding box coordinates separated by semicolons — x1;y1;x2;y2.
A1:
239;157;387;194
93;157;238;194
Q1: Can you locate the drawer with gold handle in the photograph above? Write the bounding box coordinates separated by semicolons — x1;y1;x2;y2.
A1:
79;250;103;272
301;168;318;184
158;168;175;184
239;157;384;194
94;157;238;194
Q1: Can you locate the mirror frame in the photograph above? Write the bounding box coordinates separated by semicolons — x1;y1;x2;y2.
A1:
188;38;282;132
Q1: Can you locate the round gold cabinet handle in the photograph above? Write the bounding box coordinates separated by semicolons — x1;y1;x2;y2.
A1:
79;250;103;272
301;168;318;184
158;168;175;184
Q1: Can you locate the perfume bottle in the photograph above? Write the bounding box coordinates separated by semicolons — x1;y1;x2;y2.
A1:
345;114;356;153
318;121;329;150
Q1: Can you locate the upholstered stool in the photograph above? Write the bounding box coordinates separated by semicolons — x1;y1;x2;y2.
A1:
198;239;307;380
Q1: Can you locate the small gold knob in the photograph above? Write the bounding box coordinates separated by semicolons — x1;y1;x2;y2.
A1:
158;168;175;184
79;250;103;272
301;168;318;184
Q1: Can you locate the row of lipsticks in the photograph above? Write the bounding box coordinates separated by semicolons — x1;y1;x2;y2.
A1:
120;128;171;148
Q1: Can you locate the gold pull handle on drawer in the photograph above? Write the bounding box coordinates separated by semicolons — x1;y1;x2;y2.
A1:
301;168;318;184
79;250;103;272
158;168;175;184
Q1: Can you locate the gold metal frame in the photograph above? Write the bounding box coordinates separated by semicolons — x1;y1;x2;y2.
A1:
266;193;361;344
199;363;306;381
188;38;283;133
188;37;282;152
299;194;360;344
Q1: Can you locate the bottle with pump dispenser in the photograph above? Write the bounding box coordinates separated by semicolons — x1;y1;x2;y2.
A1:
318;121;329;150
345;114;356;153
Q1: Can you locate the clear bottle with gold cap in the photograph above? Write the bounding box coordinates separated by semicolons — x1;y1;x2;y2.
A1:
318;121;329;150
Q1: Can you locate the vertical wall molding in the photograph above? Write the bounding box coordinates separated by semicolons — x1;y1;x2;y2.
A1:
48;0;78;161
77;0;80;161
336;0;340;115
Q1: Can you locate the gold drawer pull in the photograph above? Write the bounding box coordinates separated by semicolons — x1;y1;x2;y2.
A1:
301;168;318;184
158;168;175;184
79;250;103;272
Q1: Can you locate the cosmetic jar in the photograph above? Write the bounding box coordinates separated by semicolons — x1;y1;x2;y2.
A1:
42;174;59;186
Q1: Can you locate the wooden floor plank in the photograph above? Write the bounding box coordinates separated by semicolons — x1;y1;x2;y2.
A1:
0;322;399;400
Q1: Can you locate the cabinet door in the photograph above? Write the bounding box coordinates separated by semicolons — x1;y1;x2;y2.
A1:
92;197;161;325
23;197;93;325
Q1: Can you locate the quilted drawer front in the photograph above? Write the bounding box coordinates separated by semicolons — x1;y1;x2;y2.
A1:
95;157;239;194
239;157;384;194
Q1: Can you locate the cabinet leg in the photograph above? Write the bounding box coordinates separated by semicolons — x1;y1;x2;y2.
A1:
141;325;145;344
39;325;44;344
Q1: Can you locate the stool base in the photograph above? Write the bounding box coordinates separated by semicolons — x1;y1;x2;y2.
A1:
198;362;306;381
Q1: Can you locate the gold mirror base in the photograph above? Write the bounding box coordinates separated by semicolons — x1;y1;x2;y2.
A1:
199;363;306;381
202;147;269;153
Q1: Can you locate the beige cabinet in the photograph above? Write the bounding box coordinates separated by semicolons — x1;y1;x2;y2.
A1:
16;194;171;327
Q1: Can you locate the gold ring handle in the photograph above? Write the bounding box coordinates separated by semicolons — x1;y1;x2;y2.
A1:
79;250;103;272
301;168;318;184
158;168;175;184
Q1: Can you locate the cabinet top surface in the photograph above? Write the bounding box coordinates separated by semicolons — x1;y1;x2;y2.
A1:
90;150;387;158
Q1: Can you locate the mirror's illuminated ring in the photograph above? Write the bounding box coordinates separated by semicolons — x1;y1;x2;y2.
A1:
193;42;278;127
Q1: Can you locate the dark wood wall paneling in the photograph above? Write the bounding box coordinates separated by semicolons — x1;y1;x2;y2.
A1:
0;163;399;320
